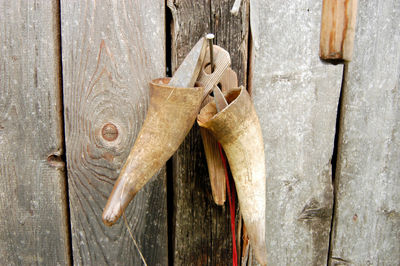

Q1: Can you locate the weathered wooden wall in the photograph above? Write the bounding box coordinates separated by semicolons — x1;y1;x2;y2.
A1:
330;0;400;264
250;0;343;264
1;0;399;265
61;0;167;264
0;1;70;265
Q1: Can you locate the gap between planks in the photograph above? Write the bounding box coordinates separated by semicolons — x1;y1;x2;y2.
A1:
327;63;348;265
55;0;73;264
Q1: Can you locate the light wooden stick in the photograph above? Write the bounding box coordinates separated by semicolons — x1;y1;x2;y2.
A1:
198;45;231;98
319;0;358;61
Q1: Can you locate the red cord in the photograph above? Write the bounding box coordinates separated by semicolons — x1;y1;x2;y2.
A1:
218;143;238;266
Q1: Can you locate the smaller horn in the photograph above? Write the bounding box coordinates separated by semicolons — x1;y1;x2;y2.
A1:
198;87;267;265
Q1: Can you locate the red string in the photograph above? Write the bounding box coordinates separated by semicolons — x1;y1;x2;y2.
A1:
218;143;237;266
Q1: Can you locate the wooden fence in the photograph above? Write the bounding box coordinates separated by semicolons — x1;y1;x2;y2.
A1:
1;0;399;265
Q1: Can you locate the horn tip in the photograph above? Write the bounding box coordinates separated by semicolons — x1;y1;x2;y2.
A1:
102;207;121;226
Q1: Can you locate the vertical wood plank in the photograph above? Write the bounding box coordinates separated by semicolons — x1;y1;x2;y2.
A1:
169;0;249;264
211;0;250;86
330;0;400;264
250;0;343;264
0;1;70;264
61;1;167;264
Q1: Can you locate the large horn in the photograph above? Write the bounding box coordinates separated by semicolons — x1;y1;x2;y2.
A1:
197;87;267;265
102;78;203;226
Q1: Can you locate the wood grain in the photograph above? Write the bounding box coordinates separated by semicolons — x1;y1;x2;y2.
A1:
169;0;249;264
198;45;231;98
211;0;250;86
0;1;70;264
61;1;167;264
330;0;400;264
250;0;343;264
319;0;358;61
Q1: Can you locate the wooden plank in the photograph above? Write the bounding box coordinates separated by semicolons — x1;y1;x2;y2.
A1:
319;0;358;61
211;0;250;87
330;1;400;264
0;1;70;264
250;0;343;264
60;1;167;264
169;0;249;264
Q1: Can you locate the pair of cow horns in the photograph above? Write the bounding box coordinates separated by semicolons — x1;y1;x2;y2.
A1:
102;76;267;266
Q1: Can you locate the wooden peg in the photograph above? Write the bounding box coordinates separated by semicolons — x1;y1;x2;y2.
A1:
319;0;358;61
197;45;231;98
206;33;228;112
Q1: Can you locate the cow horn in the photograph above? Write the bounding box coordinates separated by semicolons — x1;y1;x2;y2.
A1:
102;77;203;226
197;87;267;265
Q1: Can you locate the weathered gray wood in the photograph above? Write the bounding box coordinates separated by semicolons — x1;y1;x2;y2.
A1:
61;1;167;264
169;0;249;264
211;0;250;87
250;0;343;264
0;1;70;264
330;1;400;264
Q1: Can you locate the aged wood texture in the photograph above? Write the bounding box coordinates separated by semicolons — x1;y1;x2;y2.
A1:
211;0;249;87
61;1;167;264
319;0;358;61
0;1;70;264
250;0;343;264
330;0;400;264
169;0;249;264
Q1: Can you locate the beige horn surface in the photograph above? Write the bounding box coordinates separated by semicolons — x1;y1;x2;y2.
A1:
199;67;238;205
102;78;203;226
197;87;267;265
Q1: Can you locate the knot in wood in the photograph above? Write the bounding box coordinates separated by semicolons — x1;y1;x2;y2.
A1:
101;123;118;141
